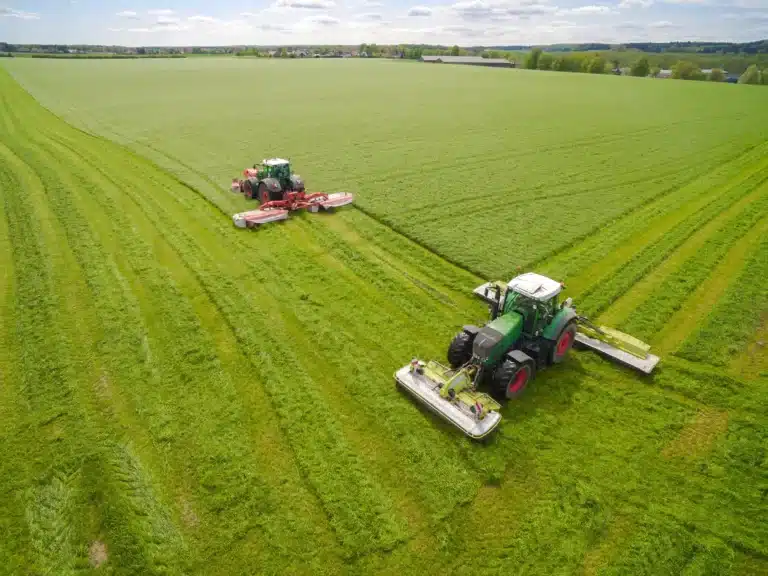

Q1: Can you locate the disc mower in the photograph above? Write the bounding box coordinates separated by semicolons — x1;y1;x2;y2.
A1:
394;272;660;440
230;158;354;228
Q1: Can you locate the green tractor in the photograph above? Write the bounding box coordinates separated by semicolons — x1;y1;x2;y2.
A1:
232;158;305;204
394;272;659;440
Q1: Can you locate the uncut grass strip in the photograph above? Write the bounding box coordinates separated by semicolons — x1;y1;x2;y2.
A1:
619;194;768;342
577;173;766;318
541;141;768;294
677;233;768;367
52;143;411;557
1;134;196;573
31;131;350;570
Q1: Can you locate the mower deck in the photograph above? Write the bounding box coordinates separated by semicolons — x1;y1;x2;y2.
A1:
574;332;660;374
394;362;502;440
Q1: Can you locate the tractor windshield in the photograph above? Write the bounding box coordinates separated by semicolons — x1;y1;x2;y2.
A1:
502;291;535;315
270;163;290;181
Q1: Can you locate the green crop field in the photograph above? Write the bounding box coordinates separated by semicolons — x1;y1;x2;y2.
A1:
0;58;766;575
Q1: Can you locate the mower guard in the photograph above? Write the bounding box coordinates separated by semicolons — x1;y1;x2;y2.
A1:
232;209;290;228
574;330;660;374
314;192;354;210
394;361;501;440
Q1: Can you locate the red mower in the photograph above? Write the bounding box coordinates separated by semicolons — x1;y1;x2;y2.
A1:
231;158;354;229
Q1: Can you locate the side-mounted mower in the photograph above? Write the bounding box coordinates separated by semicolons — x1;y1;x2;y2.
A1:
394;272;660;440
230;158;354;228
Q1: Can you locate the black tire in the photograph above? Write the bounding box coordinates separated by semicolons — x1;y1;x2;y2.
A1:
493;359;533;400
243;179;254;199
550;321;577;364
258;182;270;205
447;331;474;368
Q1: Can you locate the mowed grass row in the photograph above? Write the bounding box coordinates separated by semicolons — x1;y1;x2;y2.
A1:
6;58;768;279
0;67;506;571
2;63;768;574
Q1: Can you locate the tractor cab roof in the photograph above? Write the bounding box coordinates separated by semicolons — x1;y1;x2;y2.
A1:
507;273;562;302
262;158;290;166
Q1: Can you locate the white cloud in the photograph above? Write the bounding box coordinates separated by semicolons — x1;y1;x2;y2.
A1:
307;14;341;24
362;0;384;5
619;0;654;7
567;5;615;13
0;7;40;19
453;0;495;18
188;15;217;23
275;0;337;8
156;16;181;26
147;9;175;15
356;12;384;19
408;5;433;15
649;19;678;26
116;10;139;18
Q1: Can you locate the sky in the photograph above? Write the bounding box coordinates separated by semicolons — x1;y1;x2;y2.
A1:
1;0;766;46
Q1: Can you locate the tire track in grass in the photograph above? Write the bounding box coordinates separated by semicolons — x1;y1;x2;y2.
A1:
598;167;768;329
1;129;190;573
32;130;347;572
575;167;766;318
540;141;768;296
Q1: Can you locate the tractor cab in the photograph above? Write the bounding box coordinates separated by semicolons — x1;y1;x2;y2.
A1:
257;158;291;184
500;273;562;336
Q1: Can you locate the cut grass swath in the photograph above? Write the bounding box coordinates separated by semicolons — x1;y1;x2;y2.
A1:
677;232;768;367
618;191;768;341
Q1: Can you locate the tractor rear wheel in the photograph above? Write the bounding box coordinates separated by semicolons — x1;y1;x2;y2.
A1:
494;359;533;400
447;331;474;368
258;182;270;205
550;321;577;364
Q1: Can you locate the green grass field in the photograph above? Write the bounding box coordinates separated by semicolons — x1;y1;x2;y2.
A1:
1;58;767;575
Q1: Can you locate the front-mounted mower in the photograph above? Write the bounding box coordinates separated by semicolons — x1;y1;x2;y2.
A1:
230;158;354;228
394;272;660;440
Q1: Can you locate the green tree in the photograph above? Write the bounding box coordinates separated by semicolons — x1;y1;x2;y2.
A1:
450;45;460;56
584;56;606;74
279;47;288;58
707;68;725;82
672;60;704;80
630;56;650;77
649;66;660;78
739;64;761;84
359;43;368;55
537;53;554;70
525;47;542;69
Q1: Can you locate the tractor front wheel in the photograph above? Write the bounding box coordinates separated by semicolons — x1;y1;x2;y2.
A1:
494;359;533;400
550;321;577;364
447;331;474;368
258;182;270;205
243;179;254;199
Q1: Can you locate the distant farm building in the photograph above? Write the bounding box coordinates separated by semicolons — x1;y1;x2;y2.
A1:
420;55;514;68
